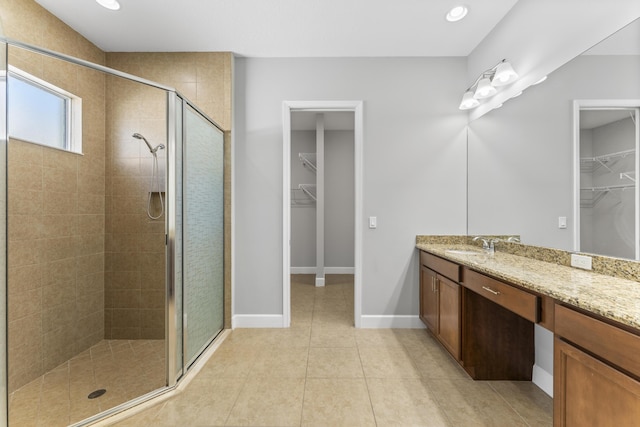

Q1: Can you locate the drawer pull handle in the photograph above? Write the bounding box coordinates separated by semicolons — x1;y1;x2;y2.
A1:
482;286;500;295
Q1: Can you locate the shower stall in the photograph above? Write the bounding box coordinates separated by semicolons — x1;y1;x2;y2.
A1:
0;37;226;426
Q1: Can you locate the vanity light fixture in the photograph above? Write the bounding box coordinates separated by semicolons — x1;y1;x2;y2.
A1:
96;0;121;10
446;5;468;22
459;59;519;110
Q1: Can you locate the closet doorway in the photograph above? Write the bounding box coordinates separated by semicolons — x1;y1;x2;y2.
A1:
282;101;363;328
574;100;640;260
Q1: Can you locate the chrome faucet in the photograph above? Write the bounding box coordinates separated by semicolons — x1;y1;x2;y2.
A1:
472;236;499;254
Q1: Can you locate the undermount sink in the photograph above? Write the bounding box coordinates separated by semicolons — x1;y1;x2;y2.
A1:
445;249;484;255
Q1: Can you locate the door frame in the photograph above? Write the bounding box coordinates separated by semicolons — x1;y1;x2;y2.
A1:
282;101;363;328
573;99;640;259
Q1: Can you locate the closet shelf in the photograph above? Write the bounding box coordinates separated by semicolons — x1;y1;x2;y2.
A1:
291;188;315;207
580;183;635;208
580;149;635;173
298;184;317;201
581;183;635;192
620;171;636;183
299;153;317;172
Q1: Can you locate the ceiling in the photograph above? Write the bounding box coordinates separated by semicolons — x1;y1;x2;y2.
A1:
34;0;519;57
583;19;640;55
580;110;636;130
292;112;355;131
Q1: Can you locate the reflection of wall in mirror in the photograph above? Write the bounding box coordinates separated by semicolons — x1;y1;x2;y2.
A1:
467;53;640;255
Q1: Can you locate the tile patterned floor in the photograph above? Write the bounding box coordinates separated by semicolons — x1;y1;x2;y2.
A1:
9;339;165;427
112;274;553;427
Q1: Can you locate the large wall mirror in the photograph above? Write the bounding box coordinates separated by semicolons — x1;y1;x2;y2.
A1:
467;18;640;259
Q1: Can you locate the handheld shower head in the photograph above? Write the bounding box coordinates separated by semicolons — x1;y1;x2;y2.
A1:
132;133;154;153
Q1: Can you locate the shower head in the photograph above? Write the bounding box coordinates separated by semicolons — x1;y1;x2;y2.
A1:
132;132;161;154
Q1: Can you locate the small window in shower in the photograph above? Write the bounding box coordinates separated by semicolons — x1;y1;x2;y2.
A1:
7;66;82;153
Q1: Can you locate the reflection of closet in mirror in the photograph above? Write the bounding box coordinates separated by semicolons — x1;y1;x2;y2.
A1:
578;107;639;259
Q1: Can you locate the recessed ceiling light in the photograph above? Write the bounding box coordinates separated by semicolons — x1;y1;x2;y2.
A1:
533;75;548;85
446;5;468;22
96;0;120;10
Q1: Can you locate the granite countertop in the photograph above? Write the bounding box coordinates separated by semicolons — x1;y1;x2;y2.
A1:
416;242;640;331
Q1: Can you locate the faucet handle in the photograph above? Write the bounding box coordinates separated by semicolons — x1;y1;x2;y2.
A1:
472;236;489;249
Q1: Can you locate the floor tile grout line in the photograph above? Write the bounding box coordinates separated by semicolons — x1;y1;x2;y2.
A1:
420;374;458;426
487;381;534;427
294;281;311;427
354;332;379;427
221;374;251;427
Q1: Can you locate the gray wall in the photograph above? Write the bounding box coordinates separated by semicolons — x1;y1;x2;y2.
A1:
234;57;468;317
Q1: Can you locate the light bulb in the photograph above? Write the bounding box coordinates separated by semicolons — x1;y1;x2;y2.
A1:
459;91;480;110
491;61;518;87
473;77;497;99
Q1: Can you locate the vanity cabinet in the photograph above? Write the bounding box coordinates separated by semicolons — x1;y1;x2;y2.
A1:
418;250;538;380
437;275;461;359
461;268;535;380
419;252;461;361
419;265;438;332
554;304;640;427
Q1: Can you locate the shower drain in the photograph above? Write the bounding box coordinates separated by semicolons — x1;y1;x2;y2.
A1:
88;389;107;399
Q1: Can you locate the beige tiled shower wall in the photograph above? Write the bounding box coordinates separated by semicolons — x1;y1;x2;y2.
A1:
106;53;233;333
106;53;232;132
2;0;107;392
104;77;167;340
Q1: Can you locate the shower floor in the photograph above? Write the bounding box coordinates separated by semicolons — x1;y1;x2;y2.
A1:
9;339;165;427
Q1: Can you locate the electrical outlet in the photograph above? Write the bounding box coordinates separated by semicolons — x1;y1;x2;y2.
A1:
571;254;592;270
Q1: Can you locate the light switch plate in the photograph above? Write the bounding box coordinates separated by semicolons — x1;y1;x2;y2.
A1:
571;254;592;270
558;216;567;229
369;216;377;229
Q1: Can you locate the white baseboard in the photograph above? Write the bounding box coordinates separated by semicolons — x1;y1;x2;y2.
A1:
290;267;355;274
232;314;284;328
359;315;426;329
532;364;554;397
315;278;325;287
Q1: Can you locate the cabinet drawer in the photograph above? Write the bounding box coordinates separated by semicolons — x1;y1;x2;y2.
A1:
421;252;460;282
555;304;640;378
462;269;538;323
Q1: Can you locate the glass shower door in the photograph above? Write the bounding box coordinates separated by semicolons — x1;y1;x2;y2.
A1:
0;40;8;427
183;104;224;366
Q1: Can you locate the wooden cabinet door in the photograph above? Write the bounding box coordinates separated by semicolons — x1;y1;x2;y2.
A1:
554;337;640;427
420;265;438;332
437;275;461;360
